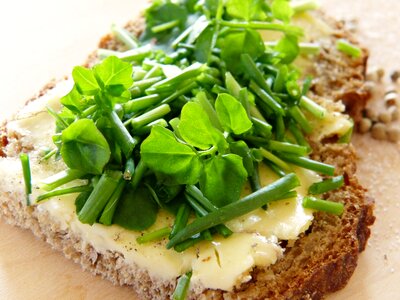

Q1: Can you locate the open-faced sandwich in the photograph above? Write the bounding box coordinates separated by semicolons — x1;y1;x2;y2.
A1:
0;0;374;299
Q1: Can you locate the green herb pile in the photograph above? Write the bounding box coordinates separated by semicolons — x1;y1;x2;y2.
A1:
32;0;348;254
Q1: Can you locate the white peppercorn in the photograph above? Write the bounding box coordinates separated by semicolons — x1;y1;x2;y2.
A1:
371;123;387;140
359;118;372;133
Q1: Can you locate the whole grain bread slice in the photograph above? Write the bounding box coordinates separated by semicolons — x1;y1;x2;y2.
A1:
0;10;374;300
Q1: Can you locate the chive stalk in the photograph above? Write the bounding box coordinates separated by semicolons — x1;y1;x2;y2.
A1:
336;39;362;58
268;140;308;156
37;185;92;203
170;203;191;238
299;96;326;119
278;153;335;176
130;104;171;130
167;173;300;248
107;111;138;157
291;0;320;13
39;169;86;191
302;196;344;215
123;94;161;114
152;20;181;34
78;171;123;224
136;227;171;244
135;119;168;136
111;24;138;49
308;175;344;195
288;106;313;134
99;179;126;225
260;148;292;172
250;81;284;116
20;153;32;205
219;20;303;36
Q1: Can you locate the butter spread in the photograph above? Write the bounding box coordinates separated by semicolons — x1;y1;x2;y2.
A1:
0;80;325;291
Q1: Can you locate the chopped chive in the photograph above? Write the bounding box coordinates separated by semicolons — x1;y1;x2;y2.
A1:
299;96;326;119
251;117;272;138
39;169;86;191
36;185;92;203
239;88;251;118
143;65;163;79
116;45;153;62
299;42;321;55
241;54;273;93
184;191;233;238
46;106;69;129
161;81;197;105
78;171;123;225
123;94;161;114
249;162;262;191
130;159;147;191
111;24;138;49
97;49;121;60
135;118;168;136
41;148;57;161
20;153;32;205
130;104;171;130
265;42;320;55
260;148;292;172
99;179;126;225
308;175;344;195
275;114;285;141
338;121;354;144
264;161;287;177
250;81;284;116
167;173;299;248
131;77;164;93
136;227;171;244
336;39;362;58
107;111;138;157
170;203;191;238
149;63;205;92
269;140;308;156
174;235;203;252
288;106;313;134
291;0;320;13
152;20;181;34
279;153;335;176
302;196;344;215
219;20;303;36
123;158;135;180
287;121;311;152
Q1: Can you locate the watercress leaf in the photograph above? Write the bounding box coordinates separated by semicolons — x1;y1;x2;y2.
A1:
271;0;294;23
202;0;219;17
215;93;252;134
60;85;86;114
113;185;158;231
72;66;100;96
93;56;134;90
229;141;254;175
187;16;210;44
274;34;300;64
141;126;202;185
218;29;265;74
194;25;215;63
225;0;268;21
61;119;111;175
200;154;248;207
142;1;188;43
178;102;225;150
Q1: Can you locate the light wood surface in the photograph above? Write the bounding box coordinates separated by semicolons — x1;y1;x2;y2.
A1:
0;1;399;299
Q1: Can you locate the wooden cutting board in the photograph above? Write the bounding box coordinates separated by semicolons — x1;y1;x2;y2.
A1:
0;1;399;299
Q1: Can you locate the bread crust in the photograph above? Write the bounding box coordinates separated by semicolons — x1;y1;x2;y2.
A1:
0;10;374;300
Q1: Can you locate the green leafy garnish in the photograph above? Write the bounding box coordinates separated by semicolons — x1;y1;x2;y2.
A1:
61;119;111;175
37;0;346;261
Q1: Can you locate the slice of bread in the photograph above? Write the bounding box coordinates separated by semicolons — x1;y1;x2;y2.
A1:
0;10;374;300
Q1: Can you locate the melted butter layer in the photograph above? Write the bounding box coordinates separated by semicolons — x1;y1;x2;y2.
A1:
4;76;322;291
